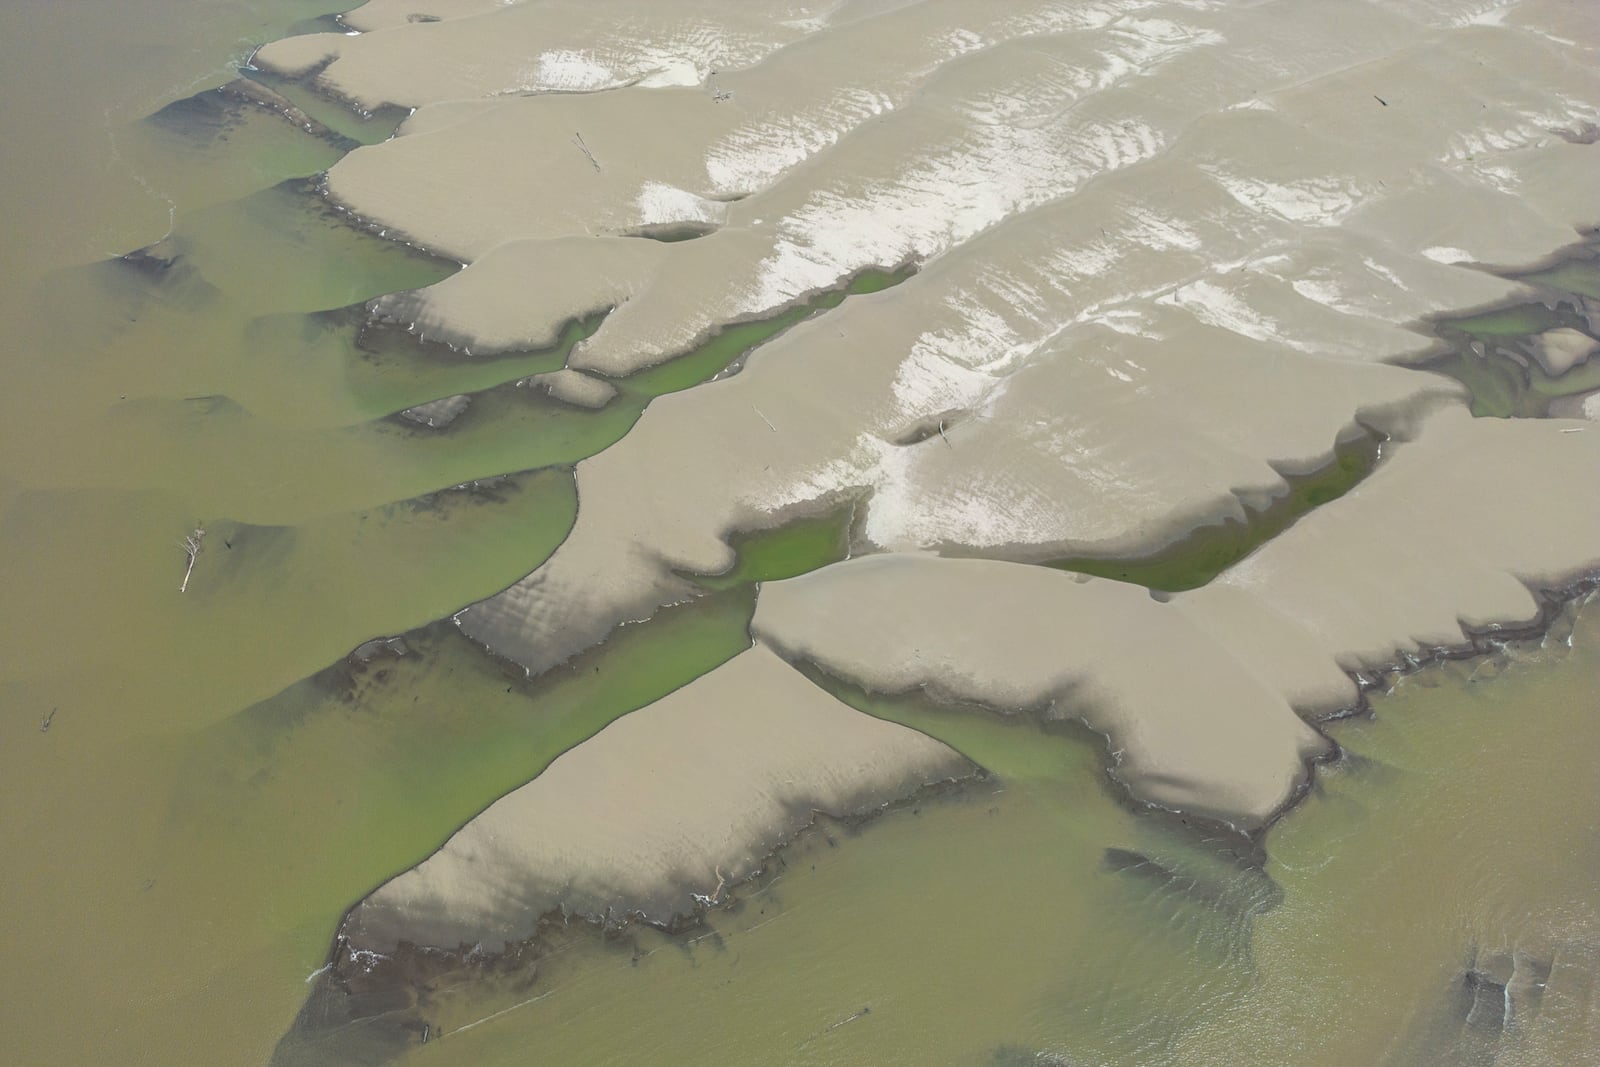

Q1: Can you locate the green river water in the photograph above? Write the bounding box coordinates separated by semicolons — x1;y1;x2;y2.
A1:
1;4;1596;1065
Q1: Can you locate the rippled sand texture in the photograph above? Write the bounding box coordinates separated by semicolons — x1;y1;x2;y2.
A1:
255;0;1600;953
297;596;1600;1067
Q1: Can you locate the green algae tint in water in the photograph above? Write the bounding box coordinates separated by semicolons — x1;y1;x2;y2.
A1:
370;596;1600;1067
0;3;652;1063
615;267;914;399
171;591;758;1058
690;506;856;590
1419;250;1600;419
1048;430;1381;592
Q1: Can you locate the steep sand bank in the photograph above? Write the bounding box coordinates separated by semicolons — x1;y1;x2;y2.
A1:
265;0;1600;975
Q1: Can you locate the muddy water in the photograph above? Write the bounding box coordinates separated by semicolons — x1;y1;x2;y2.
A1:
0;2;605;1063
3;4;1599;1067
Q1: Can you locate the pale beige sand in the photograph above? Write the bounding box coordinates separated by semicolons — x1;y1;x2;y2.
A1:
521;368;616;409
353;409;1597;949
367;237;668;354
289;1;1597;378
437;1;1596;679
341;644;974;952
255;0;840;110
287;0;1600;947
755;558;1331;826
1533;327;1599;376
1187;407;1600;685
753;406;1600;828
454;294;1458;677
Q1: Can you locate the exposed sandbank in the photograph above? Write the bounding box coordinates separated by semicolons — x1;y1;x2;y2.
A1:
262;0;1600;981
264;0;1597;381
340;403;1598;970
340;644;975;953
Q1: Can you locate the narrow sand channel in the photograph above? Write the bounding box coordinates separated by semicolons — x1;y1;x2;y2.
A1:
2;1;1598;1065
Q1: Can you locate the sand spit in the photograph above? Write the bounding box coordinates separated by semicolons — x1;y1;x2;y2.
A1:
338;644;975;954
1533;326;1600;376
397;393;469;428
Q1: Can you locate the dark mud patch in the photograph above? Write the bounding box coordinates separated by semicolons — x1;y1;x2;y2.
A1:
622;221;718;243
108;235;221;307
1384;940;1591;1067
240;60;404;144
396;393;470;428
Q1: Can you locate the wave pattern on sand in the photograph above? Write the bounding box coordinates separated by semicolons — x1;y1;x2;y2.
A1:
257;0;1600;977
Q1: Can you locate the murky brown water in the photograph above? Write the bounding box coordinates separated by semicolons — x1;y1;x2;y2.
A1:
2;4;1596;1066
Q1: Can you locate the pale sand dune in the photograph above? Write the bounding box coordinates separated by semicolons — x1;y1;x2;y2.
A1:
367;237;669;354
1189;408;1600;680
434;3;1594;681
341;644;975;952
281;0;1600;950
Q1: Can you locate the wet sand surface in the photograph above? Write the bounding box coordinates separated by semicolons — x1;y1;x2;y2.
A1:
279;595;1600;1066
1;1;1597;1065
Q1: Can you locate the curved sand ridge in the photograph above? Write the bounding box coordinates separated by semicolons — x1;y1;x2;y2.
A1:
274;0;1600;957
